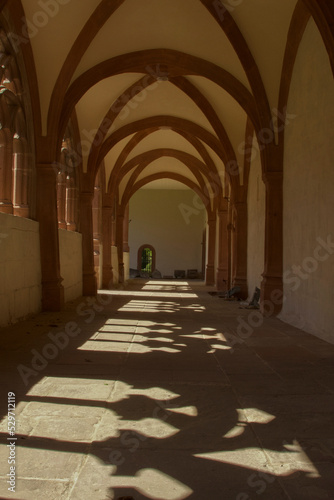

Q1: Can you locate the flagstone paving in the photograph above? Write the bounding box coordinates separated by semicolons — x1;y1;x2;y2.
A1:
0;280;334;499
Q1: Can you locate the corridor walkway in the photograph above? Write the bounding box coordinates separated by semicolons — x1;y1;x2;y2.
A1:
0;280;334;499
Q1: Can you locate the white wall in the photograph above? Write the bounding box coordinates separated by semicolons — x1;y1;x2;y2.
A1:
247;137;265;299
0;213;42;326
129;189;206;277
59;229;83;302
279;19;334;343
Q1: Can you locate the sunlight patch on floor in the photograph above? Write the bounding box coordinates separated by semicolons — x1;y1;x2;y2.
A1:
110;468;193;500
100;290;198;298
195;443;320;478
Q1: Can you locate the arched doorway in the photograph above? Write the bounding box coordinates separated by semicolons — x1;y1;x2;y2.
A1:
137;244;156;275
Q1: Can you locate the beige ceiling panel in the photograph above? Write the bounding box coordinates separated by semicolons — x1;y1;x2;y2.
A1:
75;74;144;170
126;130;205;164
73;0;249;89
188;75;248;184
187;75;247;167
142;180;193;190
119;170;134;200
103;135;136;186
136;158;200;186
21;0;98;134
231;0;298;111
110;80;217;137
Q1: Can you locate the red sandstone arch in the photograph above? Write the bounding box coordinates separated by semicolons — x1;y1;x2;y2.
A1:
199;0;271;126
109;149;222;195
92;116;234;187
59;49;258;140
121;172;212;218
87;74;237;176
87;74;157;173
301;0;334;75
120;160;211;212
278;1;311;147
48;0;126;136
106;128;226;199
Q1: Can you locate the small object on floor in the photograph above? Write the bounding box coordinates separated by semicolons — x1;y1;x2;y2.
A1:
151;269;162;279
239;286;260;309
174;269;186;279
218;286;241;299
187;269;198;279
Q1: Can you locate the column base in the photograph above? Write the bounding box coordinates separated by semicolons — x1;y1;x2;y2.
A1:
0;202;13;215
260;275;284;316
232;277;248;300
206;265;215;285
83;272;97;296
42;280;64;311
13;205;29;218
66;222;77;232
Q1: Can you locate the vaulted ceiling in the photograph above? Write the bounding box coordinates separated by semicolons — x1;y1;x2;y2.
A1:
5;0;333;208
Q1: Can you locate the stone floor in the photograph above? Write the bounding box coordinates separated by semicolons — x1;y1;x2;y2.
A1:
0;279;334;500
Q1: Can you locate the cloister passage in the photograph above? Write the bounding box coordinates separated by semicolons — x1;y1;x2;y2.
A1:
128;184;206;280
0;1;334;498
1;280;334;499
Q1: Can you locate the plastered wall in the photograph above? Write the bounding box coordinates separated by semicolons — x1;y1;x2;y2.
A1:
129;189;206;277
0;213;42;326
279;19;334;343
247;138;265;300
59;229;83;302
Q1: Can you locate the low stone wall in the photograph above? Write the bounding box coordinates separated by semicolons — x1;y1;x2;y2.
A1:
0;213;42;326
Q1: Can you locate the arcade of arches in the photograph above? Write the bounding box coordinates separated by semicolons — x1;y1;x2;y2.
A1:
0;0;334;345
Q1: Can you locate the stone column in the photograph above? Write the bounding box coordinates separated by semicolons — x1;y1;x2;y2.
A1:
102;194;113;289
57;171;67;229
123;203;130;253
116;211;125;284
0;129;13;214
216;205;229;291
260;171;283;315
66;176;77;231
36;163;64;311
232;201;248;299
80;191;97;296
206;217;216;285
92;183;102;287
12;138;29;218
